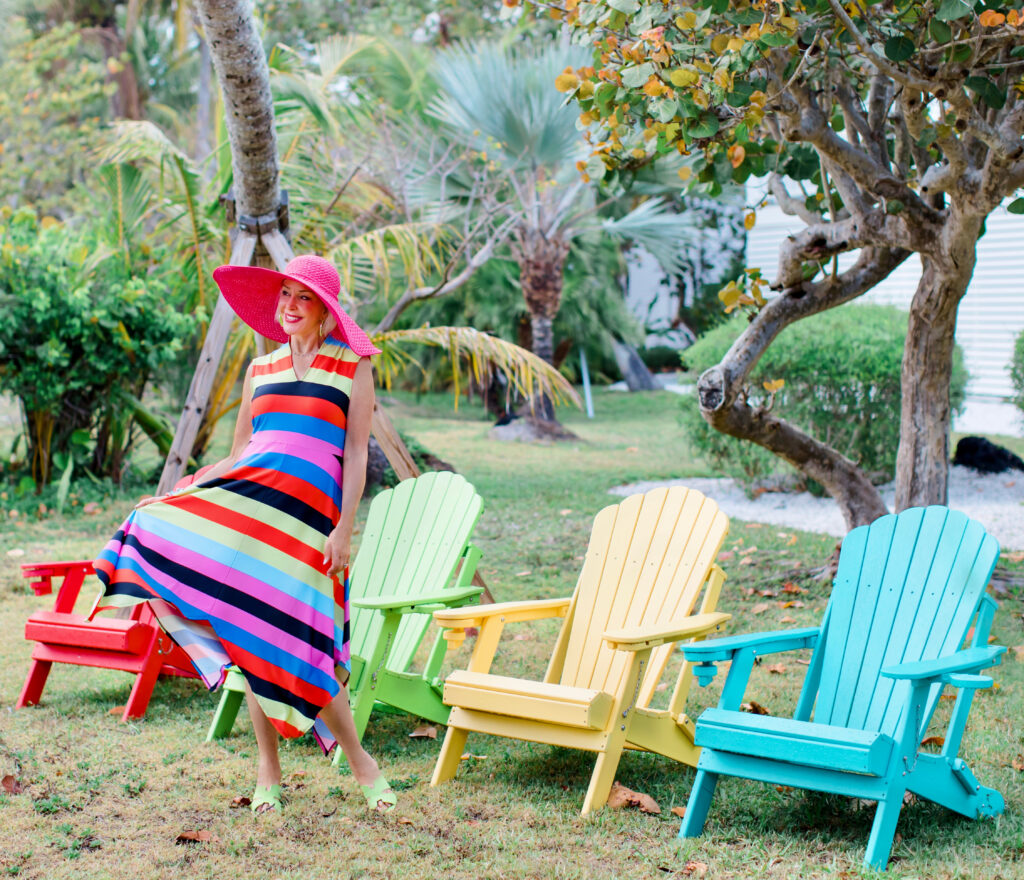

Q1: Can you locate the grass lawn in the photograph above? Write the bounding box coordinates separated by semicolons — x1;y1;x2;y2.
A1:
1;388;1022;879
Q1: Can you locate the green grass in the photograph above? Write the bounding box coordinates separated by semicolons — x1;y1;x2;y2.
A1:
1;388;1023;879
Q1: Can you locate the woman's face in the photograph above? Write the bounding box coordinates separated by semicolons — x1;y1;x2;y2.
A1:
277;280;329;340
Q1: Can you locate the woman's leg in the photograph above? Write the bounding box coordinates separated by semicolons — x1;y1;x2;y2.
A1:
245;684;281;791
316;679;393;810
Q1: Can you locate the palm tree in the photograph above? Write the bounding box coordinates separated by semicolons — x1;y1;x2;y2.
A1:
428;41;692;422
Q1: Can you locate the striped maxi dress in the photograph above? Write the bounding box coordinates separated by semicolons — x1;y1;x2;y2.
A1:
95;339;361;751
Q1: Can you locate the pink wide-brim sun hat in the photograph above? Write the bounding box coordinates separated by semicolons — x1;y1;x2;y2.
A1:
212;254;380;357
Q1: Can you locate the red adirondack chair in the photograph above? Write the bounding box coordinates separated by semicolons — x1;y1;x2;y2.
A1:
17;559;200;721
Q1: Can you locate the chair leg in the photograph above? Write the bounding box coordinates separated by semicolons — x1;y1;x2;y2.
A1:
16;659;53;708
122;650;164;721
679;769;719;838
431;725;469;786
581;744;627;816
863;793;904;871
206;686;246;741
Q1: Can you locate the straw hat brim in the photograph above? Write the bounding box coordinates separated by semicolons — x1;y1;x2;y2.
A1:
212;265;380;357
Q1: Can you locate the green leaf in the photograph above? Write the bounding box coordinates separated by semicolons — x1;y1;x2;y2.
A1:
621;62;655;88
759;31;793;47
884;35;915;62
725;7;762;24
710;0;729;14
965;75;1006;110
1012;45;1024;59
607;0;640;13
686;112;720;139
928;19;952;43
1008;198;1024;215
886;199;905;215
935;0;971;21
725;81;755;108
652;97;679;122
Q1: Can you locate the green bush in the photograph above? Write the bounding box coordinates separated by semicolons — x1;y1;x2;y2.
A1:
0;209;194;488
680;304;968;489
1010;328;1024;419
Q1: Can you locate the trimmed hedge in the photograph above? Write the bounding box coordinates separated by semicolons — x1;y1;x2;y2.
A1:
680;305;968;489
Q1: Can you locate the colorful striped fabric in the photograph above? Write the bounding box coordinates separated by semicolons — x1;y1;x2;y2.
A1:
95;340;360;747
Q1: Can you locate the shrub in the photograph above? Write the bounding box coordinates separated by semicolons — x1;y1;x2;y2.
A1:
0;209;194;488
1010;328;1024;419
680;305;968;489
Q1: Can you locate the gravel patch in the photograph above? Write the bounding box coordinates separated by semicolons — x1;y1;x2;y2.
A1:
611;465;1024;550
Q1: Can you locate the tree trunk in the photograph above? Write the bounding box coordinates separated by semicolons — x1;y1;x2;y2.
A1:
518;230;569;424
894;219;981;510
194;0;280;219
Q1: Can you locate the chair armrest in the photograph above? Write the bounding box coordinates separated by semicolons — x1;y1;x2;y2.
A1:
351;586;482;612
880;645;1006;681
681;626;821;663
432;597;571;629
603;612;730;652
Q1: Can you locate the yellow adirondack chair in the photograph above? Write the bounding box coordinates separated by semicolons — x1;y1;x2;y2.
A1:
429;486;730;814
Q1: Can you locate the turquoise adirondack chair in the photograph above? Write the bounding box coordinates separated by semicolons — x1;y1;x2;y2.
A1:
206;470;484;742
679;506;1006;871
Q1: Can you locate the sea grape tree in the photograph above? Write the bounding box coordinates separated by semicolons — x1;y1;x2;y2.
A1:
551;0;1024;526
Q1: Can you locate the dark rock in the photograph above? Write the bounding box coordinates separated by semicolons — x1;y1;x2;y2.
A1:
364;437;389;494
951;436;1024;474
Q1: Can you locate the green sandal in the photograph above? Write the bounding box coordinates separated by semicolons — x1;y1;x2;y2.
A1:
359;775;397;813
251;784;282;814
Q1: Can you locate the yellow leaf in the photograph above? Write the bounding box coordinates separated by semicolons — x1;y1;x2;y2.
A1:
669;67;700;88
779;15;799;30
555;71;579;93
744;24;762;40
578;80;595;98
763;378;785;393
677;166;693;181
693;89;710;109
744;211;757;230
728;144;746;169
710;34;731;54
979;9;1005;25
39;216;61;229
713;68;732;90
1007;8;1021;25
643;76;667;97
727;37;746;51
694;60;714;74
675;11;698;29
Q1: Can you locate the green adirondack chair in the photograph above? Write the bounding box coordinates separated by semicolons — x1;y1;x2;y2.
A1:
679;506;1007;871
205;470;484;742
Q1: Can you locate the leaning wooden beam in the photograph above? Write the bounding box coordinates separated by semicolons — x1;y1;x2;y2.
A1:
157;230;258;494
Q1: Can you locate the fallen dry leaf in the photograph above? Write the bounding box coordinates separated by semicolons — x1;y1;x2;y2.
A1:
625;446;639;454
745;523;763;529
920;735;945;748
460;753;488;761
739;557;755;566
655;682;669;692
751;603;771;614
82;502;103;515
670;806;686;818
1004;551;1024;563
779;615;796;624
741;700;771;715
1011;645;1024;661
740;546;758;555
398;817;414;825
514;570;532;577
756;589;776;597
108;705;125;716
5;548;25;558
175;830;216;845
786;534;798;545
795;658;810;665
781;581;807;594
409;724;438;740
559;508;573;515
718;551;735;561
765;663;787;674
512;633;533;641
681;860;709;877
230;795;252;809
1;775;24;794
1011;754;1024;772
606;781;660;814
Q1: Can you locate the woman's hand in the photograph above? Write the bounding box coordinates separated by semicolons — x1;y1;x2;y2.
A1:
134;494;169;510
323;526;351;579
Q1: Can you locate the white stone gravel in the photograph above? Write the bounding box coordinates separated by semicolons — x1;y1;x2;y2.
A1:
610;465;1024;550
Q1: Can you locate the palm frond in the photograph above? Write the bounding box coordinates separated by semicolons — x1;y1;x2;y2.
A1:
599;198;699;277
327;221;456;301
374;326;581;412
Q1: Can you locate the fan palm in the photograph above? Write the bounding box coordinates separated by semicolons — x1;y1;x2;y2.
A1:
428;41;694;420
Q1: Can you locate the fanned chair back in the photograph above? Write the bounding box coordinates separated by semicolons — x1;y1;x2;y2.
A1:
811;506;999;735
350;471;483;673
556;487;729;705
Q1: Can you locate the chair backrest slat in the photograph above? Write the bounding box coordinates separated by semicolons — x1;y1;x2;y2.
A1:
559;487;728;697
349;472;483;670
813;506;998;734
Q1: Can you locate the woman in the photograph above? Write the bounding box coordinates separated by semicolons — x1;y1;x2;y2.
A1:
95;254;395;814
